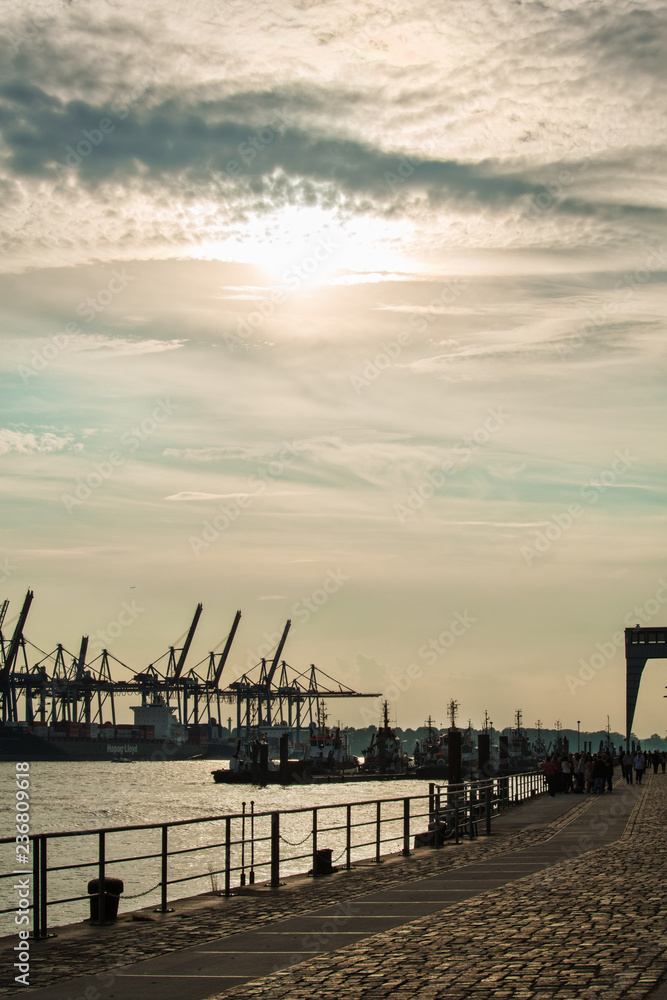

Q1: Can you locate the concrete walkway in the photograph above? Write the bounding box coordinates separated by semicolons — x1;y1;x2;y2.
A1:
3;775;666;999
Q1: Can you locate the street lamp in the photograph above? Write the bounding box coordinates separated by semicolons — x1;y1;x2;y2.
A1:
577;720;581;753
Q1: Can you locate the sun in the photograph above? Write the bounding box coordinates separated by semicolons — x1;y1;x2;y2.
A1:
196;204;410;288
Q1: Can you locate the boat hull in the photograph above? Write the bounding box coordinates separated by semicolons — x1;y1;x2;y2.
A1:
0;729;206;762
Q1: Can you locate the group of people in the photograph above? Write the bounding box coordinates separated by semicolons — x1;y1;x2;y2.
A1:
620;749;666;784
540;748;666;795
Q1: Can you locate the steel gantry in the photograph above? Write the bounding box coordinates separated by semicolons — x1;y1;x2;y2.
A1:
1;593;379;736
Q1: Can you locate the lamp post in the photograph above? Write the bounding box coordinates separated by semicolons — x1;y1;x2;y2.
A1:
577;720;581;753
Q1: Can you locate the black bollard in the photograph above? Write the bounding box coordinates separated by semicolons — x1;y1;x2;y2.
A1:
88;877;124;924
477;733;490;776
448;730;462;784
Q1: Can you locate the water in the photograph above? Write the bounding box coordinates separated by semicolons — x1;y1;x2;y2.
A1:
1;761;435;935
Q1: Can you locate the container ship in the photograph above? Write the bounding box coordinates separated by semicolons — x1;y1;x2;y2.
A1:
0;696;236;761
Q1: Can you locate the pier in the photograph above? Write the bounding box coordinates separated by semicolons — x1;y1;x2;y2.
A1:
2;772;666;999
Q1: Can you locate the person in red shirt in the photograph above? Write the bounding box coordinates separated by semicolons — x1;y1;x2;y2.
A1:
540;755;558;797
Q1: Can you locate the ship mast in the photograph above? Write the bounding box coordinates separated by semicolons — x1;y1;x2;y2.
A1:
448;698;459;731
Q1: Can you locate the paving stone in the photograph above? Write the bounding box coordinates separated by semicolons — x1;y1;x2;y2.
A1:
3;776;667;999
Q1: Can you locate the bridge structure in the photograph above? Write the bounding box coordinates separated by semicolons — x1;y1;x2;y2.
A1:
625;624;667;750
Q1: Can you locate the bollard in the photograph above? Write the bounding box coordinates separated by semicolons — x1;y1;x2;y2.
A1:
87;877;124;924
310;848;335;876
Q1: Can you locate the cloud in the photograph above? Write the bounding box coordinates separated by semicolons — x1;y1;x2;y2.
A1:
164;491;254;501
72;336;186;356
0;428;82;455
163;442;304;463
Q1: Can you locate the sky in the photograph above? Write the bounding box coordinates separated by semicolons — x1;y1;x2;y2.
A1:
1;0;666;737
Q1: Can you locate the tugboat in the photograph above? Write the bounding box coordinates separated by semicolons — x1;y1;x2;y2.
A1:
500;710;540;773
461;719;478;775
211;732;312;784
413;716;448;777
532;719;548;758
306;707;359;774
360;701;411;774
414;700;466;778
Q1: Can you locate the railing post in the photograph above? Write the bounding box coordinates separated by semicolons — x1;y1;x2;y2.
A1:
240;802;246;887
312;808;318;874
485;784;492;835
224;816;231;897
468;786;476;840
402;798;410;856
249;801;255;884
32;837;40;941
375;801;381;863
434;791;442;849
428;782;435;826
161;825;168;913
39;836;47;936
346;804;352;870
98;831;105;924
270;811;280;887
454;789;460;845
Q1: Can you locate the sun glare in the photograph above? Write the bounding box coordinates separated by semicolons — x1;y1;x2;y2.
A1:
196;205;410;287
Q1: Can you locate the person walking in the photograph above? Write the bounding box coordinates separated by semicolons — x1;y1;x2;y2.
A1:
592;755;606;794
561;755;574;793
661;751;666;774
603;752;614;793
652;750;660;774
584;755;594;794
634;749;646;785
622;750;633;784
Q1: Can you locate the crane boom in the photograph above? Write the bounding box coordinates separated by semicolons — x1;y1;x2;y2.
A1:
213;610;241;687
1;589;34;683
172;603;203;681
265;619;291;689
75;635;89;681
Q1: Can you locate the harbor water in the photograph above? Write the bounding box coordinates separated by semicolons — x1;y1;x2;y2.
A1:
1;760;438;936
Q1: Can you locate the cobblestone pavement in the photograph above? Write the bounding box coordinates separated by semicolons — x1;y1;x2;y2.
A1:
2;776;664;999
0;793;586;995
212;773;667;1000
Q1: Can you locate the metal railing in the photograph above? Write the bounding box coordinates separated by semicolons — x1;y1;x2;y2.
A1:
0;771;545;938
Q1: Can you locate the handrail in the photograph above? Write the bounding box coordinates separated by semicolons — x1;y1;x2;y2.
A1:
0;771;546;939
